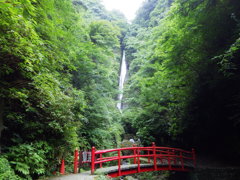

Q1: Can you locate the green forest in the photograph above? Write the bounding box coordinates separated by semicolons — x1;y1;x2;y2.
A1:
1;0;240;179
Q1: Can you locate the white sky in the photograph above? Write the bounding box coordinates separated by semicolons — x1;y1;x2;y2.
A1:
101;0;145;21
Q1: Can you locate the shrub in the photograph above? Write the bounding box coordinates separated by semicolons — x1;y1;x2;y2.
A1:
6;141;52;179
0;156;20;180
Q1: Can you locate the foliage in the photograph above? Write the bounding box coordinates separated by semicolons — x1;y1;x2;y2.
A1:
4;0;240;178
0;157;20;180
6;142;51;179
0;0;127;178
123;0;240;161
89;20;120;49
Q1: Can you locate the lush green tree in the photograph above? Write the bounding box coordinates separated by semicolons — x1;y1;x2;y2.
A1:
123;0;240;162
0;0;127;178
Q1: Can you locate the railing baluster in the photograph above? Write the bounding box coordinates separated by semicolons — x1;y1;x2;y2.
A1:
118;150;121;176
152;142;157;171
91;147;96;175
137;148;140;172
133;144;136;164
100;154;103;168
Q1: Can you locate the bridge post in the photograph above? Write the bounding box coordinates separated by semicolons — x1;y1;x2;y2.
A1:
60;159;65;175
152;142;157;171
91;147;96;175
74;149;79;174
118;150;121;176
192;148;196;168
100;154;103;168
133;144;137;164
137;148;140;172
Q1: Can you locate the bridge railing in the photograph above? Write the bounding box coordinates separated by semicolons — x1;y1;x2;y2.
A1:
91;142;196;175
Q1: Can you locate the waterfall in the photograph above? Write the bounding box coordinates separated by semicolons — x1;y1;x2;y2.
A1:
117;50;127;110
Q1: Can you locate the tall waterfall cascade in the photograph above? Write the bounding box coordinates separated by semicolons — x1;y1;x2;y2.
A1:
117;51;127;110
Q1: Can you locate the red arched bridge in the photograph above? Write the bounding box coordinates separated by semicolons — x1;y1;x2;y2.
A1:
60;142;196;178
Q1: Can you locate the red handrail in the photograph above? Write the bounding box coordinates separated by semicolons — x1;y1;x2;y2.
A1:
90;142;196;176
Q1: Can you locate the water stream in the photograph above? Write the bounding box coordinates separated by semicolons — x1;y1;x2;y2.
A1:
117;50;127;110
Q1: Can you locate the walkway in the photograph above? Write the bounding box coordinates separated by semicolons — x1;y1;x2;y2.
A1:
51;171;96;180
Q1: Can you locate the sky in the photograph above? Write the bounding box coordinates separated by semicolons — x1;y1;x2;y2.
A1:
101;0;145;21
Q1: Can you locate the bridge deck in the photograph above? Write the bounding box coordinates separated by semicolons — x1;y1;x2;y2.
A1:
95;162;194;176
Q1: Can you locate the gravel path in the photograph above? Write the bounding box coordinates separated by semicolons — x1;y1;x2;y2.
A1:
50;171;97;180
